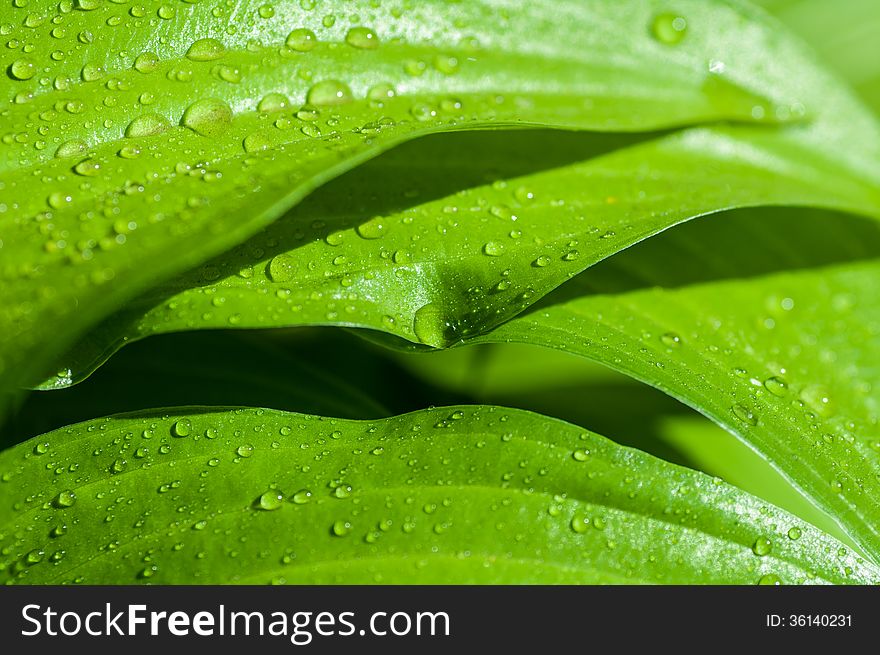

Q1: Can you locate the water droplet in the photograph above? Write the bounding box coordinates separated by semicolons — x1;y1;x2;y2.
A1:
570;515;589;534
258;92;290;112
572;449;590;462
186;38;225;61
345;26;379;49
356;216;389;240
660;332;681;348
731;403;758;426
787;527;802;540
292;489;312;504
243;131;272;153
71;159;101;177
33;442;49;455
110;458;127;474
752;536;772;556
255;491;283;511
651;13;688;45
171;419;192;438
413;302;450;348
757;573;781;585
286;28;317;52
482;241;504;256
533;256;551;267
56;139;88;158
133;52;160;74
26;549;44;565
764;376;788;397
125;113;170;138
182;98;233;138
332;520;351;536
53;490;77;508
236;444;254;458
306;80;353;106
9;57;37;80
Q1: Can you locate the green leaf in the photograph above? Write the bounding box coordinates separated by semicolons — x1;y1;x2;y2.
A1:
468;209;880;561
756;0;880;112
38;114;880;386
1;406;873;584
0;0;801;406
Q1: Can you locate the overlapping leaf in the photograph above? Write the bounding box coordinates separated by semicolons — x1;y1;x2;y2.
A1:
1;406;874;584
0;0;807;405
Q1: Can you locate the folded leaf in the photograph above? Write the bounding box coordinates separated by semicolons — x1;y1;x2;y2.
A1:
0;0;807;406
1;406;873;584
469;211;880;561
38;117;880;387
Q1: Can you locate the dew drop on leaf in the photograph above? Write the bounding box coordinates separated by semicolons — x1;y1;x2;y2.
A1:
255;491;283;511
286;28;317;52
332;520;351;537
181;98;233;138
257;93;290;112
186;38;226;62
306;80;353;106
171;419;192;438
53;490;77;508
345;27;379;50
125;113;170;138
9;57;37;80
651;14;688;45
731;403;758;426
752;536;773;556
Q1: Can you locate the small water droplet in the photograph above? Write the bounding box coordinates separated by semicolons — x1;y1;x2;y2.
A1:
651;13;688;45
292;489;312;504
731;403;758;426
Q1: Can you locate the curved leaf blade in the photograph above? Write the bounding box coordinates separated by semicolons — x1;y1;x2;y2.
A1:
0;0;800;403
44;118;880;385
0;406;873;584
469;212;880;560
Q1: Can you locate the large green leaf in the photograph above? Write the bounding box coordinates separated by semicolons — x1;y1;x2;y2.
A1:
0;0;807;406
37;118;880;387
390;342;852;543
467;210;880;560
756;0;880;112
1;406;873;584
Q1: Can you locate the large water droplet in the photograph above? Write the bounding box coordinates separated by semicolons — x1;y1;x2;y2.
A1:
9;57;37;80
182;98;233;137
413;303;450;348
306;80;353;106
125;113;170;138
186;38;226;62
255;491;283;511
286;28;317;51
345;27;379;49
